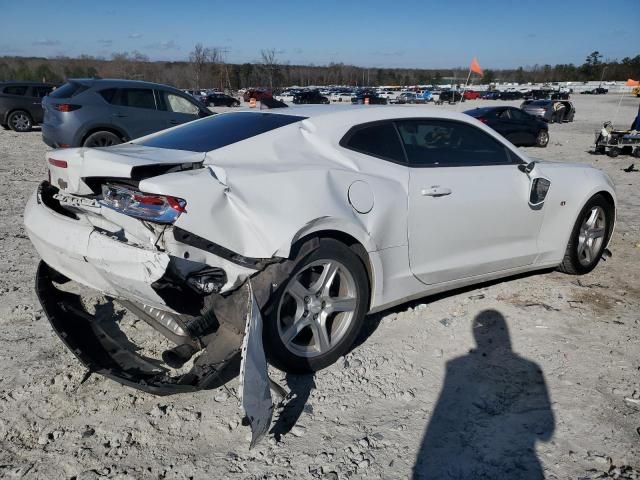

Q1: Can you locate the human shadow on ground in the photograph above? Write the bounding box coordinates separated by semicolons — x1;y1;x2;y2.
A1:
412;309;555;480
269;373;316;440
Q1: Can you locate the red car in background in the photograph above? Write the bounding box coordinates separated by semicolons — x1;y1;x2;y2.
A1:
243;88;273;102
463;90;481;100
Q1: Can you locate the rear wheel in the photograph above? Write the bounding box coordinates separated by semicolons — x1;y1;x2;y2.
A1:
8;110;32;132
558;194;612;275
607;147;620;158
535;130;549;147
263;239;369;373
83;131;122;148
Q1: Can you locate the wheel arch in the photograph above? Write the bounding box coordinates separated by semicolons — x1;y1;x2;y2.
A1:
80;125;128;146
5;108;33;124
288;223;383;312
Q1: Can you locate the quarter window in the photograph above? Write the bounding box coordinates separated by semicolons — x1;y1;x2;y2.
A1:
163;92;200;115
342;122;405;163
395;119;513;167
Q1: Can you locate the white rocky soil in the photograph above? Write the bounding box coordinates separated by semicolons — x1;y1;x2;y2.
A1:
0;95;638;479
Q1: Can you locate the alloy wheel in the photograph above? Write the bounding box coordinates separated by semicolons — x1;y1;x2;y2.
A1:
11;113;30;131
277;259;358;358
577;206;606;266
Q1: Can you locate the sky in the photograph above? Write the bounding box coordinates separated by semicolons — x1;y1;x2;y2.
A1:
1;0;638;69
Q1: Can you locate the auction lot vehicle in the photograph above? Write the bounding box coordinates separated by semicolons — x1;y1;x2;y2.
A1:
351;89;387;104
521;99;575;123
463;90;481;100
581;87;608;95
439;90;463;103
243;88;272;102
393;92;425;104
205;92;240;107
465;106;550;147
42;79;211;148
0;81;58;132
292;90;330;104
25;106;616;441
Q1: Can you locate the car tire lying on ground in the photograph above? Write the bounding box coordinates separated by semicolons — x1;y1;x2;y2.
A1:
8;110;33;132
558;194;612;275
83;131;122;148
263;238;369;374
536;130;549;148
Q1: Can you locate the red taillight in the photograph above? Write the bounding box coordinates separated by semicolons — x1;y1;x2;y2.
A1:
54;104;81;112
132;192;187;213
48;158;68;168
478;117;488;124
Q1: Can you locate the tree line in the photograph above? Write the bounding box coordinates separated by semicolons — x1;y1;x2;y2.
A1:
1;49;638;91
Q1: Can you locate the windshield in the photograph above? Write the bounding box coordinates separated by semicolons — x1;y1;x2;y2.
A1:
137;112;306;152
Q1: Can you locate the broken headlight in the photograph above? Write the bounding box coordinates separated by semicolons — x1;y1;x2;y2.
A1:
99;184;186;224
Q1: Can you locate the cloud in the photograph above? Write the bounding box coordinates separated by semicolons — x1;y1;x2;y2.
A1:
128;33;142;39
144;40;180;50
32;39;61;46
97;39;113;46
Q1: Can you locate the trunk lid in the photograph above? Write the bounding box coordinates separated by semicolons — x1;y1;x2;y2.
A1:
47;144;206;195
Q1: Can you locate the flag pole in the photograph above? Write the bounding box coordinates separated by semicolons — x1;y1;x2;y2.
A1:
612;85;628;128
457;69;472;110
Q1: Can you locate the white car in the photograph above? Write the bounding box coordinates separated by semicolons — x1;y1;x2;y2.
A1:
332;91;354;102
25;106;615;435
274;90;296;102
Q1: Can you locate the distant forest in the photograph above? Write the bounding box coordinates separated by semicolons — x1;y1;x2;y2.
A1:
1;49;638;90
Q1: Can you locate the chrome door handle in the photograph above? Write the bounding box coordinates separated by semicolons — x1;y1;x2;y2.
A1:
421;186;452;197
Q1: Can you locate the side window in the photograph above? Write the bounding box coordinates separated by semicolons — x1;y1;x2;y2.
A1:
162;92;200;115
3;85;28;96
497;109;511;120
98;88;118;103
395;119;513;167
114;88;156;109
31;86;53;98
509;109;528;121
342;122;405;163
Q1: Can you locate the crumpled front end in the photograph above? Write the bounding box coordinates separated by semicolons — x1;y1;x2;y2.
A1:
25;179;300;445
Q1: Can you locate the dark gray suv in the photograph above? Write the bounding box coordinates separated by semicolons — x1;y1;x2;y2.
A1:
42;79;211;148
1;82;58;132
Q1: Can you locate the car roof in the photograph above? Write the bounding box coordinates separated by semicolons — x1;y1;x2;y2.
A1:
0;81;58;86
66;78;184;90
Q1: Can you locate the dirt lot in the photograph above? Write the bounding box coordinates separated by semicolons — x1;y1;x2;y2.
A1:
0;95;639;480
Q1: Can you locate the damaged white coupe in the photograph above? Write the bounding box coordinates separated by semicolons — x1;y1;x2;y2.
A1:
25;106;616;443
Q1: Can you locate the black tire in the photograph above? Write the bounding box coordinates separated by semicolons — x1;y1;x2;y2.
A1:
263;238;369;373
1;124;9;130
83;131;122;148
535;130;549;148
8;110;32;132
607;147;620;158
633;147;640;158
557;194;613;275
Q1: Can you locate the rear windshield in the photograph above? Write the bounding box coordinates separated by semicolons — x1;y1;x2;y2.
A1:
138;112;306;152
465;107;495;117
49;81;89;99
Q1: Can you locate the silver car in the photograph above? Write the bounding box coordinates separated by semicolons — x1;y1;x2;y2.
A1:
42;79;211;148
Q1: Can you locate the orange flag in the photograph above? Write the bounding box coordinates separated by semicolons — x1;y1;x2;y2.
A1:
470;57;483;76
626;78;639;87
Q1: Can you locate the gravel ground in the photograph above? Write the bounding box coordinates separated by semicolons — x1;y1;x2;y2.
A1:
0;95;639;480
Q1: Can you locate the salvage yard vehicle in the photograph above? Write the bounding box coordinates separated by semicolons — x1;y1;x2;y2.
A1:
25;106;616;442
42;79;212;148
351;89;387;104
465;106;550;147
0;81;58;132
205;92;240;107
521;99;575;123
292;90;330;104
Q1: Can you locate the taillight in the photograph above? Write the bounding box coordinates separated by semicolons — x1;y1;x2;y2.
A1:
477;117;488;124
54;104;81;112
48;158;68;168
99;184;187;224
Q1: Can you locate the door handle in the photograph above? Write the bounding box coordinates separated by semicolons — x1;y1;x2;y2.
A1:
169;120;180;125
112;113;127;118
421;186;452;197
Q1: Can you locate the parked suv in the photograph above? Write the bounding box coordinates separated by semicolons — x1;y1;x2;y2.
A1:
42;79;211;148
292;90;330;104
1;82;58;132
